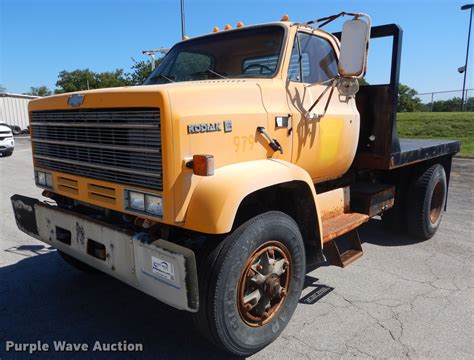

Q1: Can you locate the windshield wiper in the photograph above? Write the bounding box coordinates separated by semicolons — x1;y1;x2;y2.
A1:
191;69;228;79
159;74;175;83
150;74;175;83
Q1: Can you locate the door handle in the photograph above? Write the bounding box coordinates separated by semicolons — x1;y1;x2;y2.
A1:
257;127;283;154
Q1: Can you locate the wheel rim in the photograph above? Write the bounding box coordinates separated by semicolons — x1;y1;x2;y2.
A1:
237;241;292;327
430;181;444;224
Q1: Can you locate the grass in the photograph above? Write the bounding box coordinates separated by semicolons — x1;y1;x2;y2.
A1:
397;112;474;157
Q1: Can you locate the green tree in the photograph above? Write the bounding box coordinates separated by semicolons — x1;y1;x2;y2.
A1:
126;58;161;85
465;97;474;112
26;85;52;96
398;84;422;112
0;84;6;93
54;68;130;94
431;97;463;112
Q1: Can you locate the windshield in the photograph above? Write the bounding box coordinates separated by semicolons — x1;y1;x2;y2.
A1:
145;26;285;84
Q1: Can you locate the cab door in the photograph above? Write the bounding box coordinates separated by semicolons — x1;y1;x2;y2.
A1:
286;31;360;183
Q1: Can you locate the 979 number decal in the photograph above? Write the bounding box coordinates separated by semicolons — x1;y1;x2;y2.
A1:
233;135;256;152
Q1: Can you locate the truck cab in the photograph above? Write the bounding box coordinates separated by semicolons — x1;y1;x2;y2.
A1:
11;13;460;356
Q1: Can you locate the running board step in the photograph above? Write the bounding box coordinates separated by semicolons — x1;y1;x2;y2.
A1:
322;212;369;243
324;230;363;268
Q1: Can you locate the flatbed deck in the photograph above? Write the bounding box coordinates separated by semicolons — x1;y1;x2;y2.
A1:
390;138;461;169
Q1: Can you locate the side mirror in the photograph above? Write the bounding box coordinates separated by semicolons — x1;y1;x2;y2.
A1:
338;15;371;78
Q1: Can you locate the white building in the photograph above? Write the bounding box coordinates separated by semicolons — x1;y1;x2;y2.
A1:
0;93;39;131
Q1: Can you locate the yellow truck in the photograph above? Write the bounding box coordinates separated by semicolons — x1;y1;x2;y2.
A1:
11;12;460;356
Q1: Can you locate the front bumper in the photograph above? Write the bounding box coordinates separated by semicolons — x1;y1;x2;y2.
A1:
0;138;14;151
10;194;199;312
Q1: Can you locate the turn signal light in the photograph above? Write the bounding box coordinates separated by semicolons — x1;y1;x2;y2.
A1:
281;14;290;21
191;155;215;176
224;24;232;30
237;21;244;28
213;26;220;32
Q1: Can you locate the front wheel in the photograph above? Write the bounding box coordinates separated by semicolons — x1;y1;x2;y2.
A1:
193;211;306;356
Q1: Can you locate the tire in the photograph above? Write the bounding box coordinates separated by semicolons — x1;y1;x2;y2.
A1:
405;164;447;240
193;211;306;356
1;149;13;157
11;126;21;135
57;250;102;274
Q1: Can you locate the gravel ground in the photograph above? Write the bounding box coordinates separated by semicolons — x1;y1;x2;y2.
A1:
0;138;473;359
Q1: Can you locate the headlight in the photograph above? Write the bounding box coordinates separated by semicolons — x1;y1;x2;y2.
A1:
129;191;145;211
46;173;53;188
35;170;53;189
125;190;163;218
37;171;46;186
145;194;163;215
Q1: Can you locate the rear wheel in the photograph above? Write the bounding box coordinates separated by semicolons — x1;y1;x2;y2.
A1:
193;211;306;356
406;164;447;240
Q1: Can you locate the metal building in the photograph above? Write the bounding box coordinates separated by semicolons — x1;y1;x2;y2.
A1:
0;93;39;130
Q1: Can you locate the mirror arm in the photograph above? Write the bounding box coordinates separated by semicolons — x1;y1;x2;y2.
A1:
304;78;338;120
300;11;369;29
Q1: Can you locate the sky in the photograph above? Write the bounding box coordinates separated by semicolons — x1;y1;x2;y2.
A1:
1;0;473;101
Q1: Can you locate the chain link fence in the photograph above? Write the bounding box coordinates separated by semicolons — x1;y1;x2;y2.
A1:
416;89;473;112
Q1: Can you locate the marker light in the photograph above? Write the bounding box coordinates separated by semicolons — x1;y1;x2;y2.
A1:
213;26;220;32
281;14;290;21
237;21;244;28
192;155;215;176
224;24;232;30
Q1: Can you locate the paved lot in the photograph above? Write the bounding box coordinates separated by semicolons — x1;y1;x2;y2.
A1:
0;138;473;359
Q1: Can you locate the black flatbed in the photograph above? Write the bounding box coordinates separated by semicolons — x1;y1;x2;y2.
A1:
390;138;461;169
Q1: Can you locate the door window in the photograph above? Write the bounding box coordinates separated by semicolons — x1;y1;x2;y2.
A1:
288;33;337;83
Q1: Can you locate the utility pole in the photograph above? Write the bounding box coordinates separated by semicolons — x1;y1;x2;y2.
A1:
180;0;186;40
142;48;171;70
460;4;473;111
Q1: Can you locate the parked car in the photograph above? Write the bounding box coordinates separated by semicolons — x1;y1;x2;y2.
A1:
0;122;22;135
0;124;15;157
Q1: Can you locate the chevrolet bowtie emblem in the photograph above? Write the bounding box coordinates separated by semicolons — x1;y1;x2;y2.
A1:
68;94;84;107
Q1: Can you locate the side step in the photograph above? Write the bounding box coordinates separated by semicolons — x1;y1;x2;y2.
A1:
322;212;368;268
324;230;363;268
322;212;368;243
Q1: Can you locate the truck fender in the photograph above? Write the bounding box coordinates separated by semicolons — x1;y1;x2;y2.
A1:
181;159;323;244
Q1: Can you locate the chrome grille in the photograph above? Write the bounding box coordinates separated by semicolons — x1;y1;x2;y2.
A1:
31;108;162;190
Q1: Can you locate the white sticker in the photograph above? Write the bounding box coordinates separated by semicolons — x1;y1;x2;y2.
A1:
151;256;175;282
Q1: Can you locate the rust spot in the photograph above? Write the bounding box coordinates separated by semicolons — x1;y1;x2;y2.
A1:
322;212;368;243
75;222;85;247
